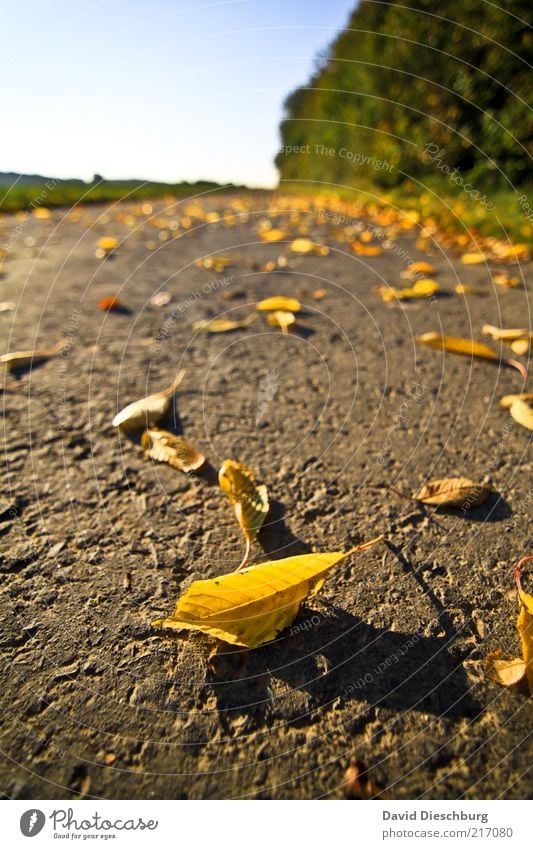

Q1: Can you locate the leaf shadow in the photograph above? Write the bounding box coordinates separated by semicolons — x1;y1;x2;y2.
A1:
257;498;311;559
205;606;479;731
453;491;513;523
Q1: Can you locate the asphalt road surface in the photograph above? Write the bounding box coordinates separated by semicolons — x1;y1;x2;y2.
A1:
0;191;531;799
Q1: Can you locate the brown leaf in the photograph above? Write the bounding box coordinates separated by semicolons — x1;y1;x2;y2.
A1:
345;759;381;799
414;478;492;508
141;428;205;472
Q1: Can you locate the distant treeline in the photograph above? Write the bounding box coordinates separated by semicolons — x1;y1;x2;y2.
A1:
277;0;533;190
0;178;241;213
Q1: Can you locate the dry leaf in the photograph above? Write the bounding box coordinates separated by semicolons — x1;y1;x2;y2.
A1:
516;556;533;693
487;556;533;694
493;273;521;289
409;261;437;275
290;238;328;255
414;477;492;508
352;241;382;256
460;252;486;264
266;310;295;333
141;427;205;472
112;370;185;432
509;398;533;431
97;295;122;311
510;338;531;356
195;255;237;272
416;332;527;378
191;314;256;333
486;652;526;687
97;237;119;253
0;338;68;372
152;536;384;647
261;228;286;242
379;279;438;302
311;288;328;300
455;284;481;295
219;459;269;570
481;324;530;342
256;296;301;312
499;392;533;409
0;301;16;312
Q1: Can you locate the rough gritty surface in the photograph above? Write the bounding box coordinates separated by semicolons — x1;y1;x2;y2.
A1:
0;192;531;800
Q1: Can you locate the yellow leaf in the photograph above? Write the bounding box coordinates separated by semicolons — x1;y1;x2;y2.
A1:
290;238;329;255
509;398;533;431
33;207;51;219
516;557;533;693
141;427;205;472
493;273;521;289
500;392;533;409
112;370;185;432
454;284;480;295
266;310;295;333
194;255;237;272
98;237;119;252
510;338;531;356
460;252;486;264
219;459;269;570
152;536;384;647
414;477;492;508
481;324;530;342
0;338;68;372
417;332;498;360
191;314;256;333
409;261;436;275
256;296;301;312
379;279;439;302
261;228;286;242
352;241;382;256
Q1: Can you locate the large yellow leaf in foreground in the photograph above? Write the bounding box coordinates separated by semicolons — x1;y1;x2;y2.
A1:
153;536;383;647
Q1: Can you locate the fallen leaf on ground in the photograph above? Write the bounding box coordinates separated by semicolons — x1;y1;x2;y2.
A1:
409;261;437;275
219;459;269;570
510;338;531;356
195;255;237;272
508;397;533;431
486;653;526;687
486;556;533;694
414;477;492;508
97;295;122;311
191;314;257;333
261;228;286;242
499;392;533;409
416;332;527;378
481;324;530;342
141;428;205;472
460;252;486;264
290;238;328;256
379;279;439;302
493;273;521;288
266;310;295;333
112;370;186;432
97;237;119;253
352;241;382;256
455;284;481;295
256;296;301;312
150;292;171;307
152;536;384;647
0;301;16;312
311;288;328;300
0;338;68;372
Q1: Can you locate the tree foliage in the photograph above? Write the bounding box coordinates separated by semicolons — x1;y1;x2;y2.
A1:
276;1;533;189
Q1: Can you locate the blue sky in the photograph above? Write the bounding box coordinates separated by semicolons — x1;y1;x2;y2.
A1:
3;0;356;187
